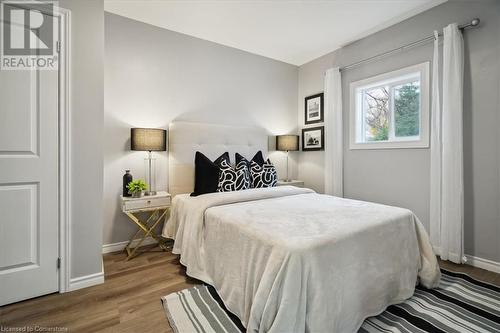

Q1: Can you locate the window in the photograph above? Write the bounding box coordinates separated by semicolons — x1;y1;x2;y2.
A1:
349;62;429;149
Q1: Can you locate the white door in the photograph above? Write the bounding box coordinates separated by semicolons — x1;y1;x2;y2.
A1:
0;17;59;305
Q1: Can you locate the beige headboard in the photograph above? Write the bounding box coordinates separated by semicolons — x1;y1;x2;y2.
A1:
168;121;268;196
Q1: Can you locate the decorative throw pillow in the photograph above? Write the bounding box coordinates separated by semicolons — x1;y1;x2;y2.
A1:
236;151;266;185
235;151;265;169
191;152;229;197
217;159;250;192
250;159;277;188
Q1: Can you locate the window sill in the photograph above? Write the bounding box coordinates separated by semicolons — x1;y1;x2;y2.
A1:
349;140;429;150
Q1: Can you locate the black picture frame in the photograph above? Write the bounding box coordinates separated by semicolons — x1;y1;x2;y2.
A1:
302;126;324;151
304;93;324;125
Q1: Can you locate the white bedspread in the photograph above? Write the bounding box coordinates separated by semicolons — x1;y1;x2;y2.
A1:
163;186;440;332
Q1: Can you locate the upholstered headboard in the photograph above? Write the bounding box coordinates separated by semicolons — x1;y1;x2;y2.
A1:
168;121;268;196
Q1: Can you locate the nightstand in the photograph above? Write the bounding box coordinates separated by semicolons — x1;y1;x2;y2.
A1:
276;180;304;187
120;191;171;260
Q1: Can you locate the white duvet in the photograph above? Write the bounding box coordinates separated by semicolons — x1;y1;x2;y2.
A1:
163;186;441;333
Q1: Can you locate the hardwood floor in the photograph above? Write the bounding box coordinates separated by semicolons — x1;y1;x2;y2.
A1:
438;258;500;286
1;246;499;332
0;246;199;333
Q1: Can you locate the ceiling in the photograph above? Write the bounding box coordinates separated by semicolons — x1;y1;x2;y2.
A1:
105;0;447;66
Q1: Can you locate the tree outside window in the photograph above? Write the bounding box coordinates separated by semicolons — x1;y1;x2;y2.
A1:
350;62;429;149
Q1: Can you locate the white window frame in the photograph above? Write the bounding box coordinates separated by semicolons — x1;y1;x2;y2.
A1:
349;62;430;150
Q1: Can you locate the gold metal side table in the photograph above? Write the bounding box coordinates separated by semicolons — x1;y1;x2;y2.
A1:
120;191;171;260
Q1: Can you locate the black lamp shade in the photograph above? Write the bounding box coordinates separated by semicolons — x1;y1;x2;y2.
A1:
276;135;299;151
131;128;167;151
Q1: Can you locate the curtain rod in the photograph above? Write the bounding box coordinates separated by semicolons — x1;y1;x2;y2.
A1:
339;18;480;72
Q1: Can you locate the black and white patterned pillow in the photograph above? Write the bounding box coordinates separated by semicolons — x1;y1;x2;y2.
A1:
217;159;250;192
250;159;277;188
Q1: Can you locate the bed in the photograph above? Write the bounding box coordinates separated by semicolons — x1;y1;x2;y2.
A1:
163;121;441;332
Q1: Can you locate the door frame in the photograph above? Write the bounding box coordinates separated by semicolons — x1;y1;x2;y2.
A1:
55;6;71;293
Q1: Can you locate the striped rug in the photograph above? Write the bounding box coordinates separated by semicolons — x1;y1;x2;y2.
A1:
161;269;500;333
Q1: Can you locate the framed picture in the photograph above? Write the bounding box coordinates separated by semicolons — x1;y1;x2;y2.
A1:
304;93;324;124
302;126;324;151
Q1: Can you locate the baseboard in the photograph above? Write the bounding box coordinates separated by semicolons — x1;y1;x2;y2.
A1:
102;237;157;254
465;255;500;274
69;270;104;291
435;245;500;274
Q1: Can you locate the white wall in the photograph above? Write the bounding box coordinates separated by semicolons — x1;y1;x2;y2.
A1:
104;13;299;245
297;0;500;263
59;0;104;280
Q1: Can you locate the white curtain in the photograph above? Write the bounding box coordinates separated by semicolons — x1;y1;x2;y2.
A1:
429;30;442;251
430;23;465;263
324;67;343;197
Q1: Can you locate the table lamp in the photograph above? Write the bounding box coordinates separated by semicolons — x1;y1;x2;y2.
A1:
131;128;167;196
276;135;299;182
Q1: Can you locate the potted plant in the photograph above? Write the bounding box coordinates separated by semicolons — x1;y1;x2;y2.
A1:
127;179;147;198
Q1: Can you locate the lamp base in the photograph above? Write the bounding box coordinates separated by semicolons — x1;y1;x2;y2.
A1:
144;151;157;196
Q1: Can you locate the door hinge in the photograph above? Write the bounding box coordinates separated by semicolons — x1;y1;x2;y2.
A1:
57;257;61;269
56;41;61;53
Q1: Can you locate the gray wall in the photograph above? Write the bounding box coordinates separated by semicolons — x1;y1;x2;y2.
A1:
298;0;500;263
104;13;298;245
59;0;104;279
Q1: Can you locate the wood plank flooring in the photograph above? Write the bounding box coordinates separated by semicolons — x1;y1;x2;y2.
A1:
1;246;499;332
0;246;198;333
